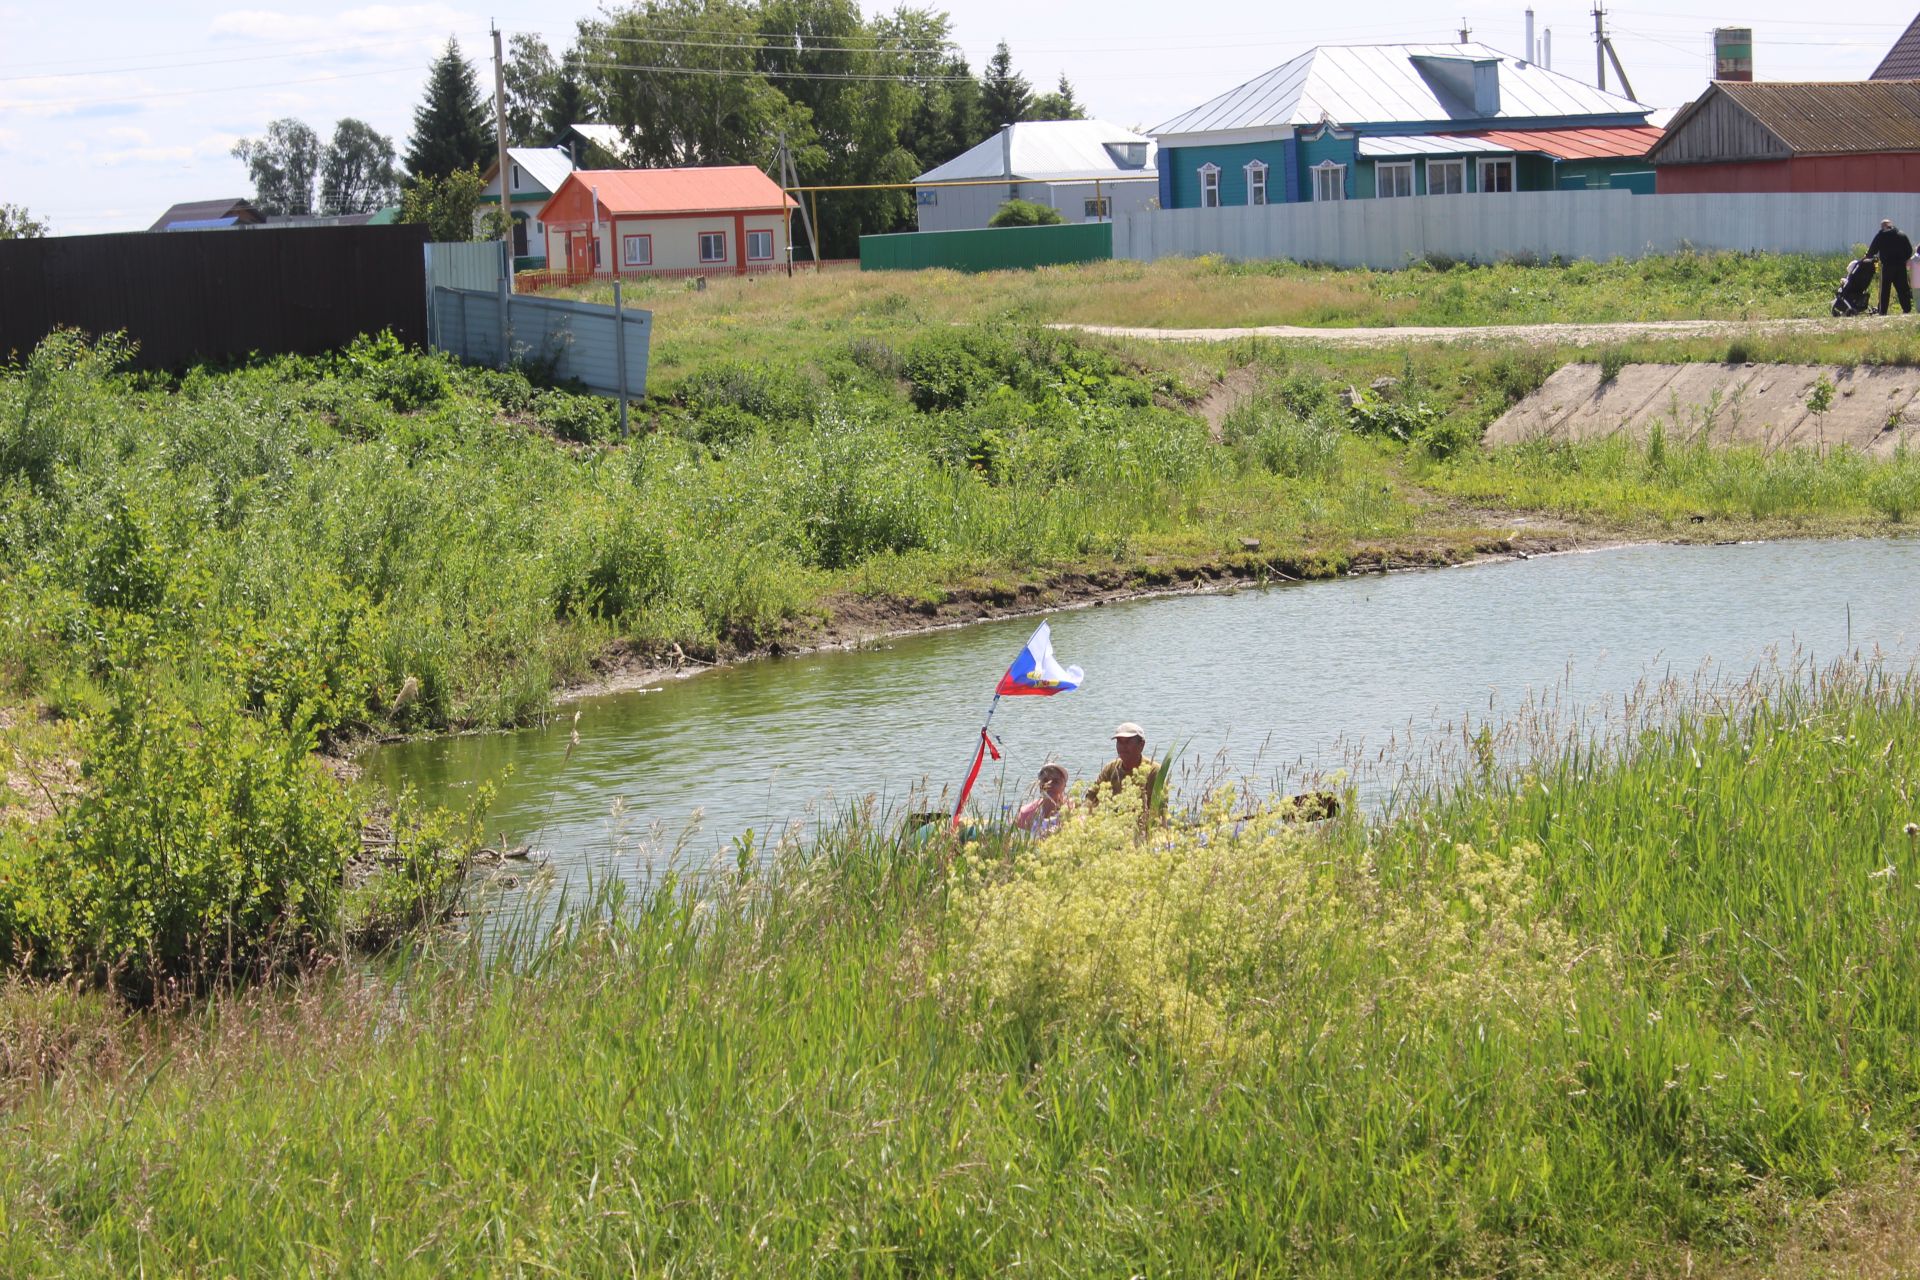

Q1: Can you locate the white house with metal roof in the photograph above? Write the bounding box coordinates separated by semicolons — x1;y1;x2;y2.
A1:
1151;43;1659;208
478;147;575;266
912;120;1158;232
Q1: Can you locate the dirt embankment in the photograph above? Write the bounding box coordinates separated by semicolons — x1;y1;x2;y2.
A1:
1488;362;1920;454
563;526;1598;701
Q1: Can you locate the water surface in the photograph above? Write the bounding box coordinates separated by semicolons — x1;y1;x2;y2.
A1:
367;539;1920;896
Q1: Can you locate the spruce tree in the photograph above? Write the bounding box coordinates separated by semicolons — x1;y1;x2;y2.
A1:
980;41;1032;132
404;38;492;182
542;59;589;151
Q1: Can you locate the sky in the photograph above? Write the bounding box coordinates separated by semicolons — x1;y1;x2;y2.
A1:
2;1;1914;234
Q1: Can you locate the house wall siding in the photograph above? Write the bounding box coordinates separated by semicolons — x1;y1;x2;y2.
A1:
1165;142;1286;208
1656;154;1920;194
1297;133;1359;200
544;212;789;273
1652;94;1791;165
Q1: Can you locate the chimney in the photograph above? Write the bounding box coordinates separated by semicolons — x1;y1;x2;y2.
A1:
1525;9;1535;64
1545;28;1552;69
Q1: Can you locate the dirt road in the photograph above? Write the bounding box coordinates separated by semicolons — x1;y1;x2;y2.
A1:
1058;314;1911;347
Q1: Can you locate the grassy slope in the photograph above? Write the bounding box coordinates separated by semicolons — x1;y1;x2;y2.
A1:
3;668;1918;1275
559;250;1859;379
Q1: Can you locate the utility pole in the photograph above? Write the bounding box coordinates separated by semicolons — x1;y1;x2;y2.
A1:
1458;17;1471;45
1593;6;1607;91
491;24;513;286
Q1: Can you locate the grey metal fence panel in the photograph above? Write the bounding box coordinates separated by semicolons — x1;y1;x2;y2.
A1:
428;285;651;399
1114;191;1920;269
426;241;508;291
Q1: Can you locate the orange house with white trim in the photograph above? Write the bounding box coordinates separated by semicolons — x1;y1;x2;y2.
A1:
537;166;798;277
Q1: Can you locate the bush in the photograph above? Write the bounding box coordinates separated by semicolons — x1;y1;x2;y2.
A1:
533;389;615;444
338;332;452;412
988;198;1064;228
0;683;358;997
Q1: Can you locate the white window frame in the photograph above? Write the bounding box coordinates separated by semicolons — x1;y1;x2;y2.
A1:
1311;161;1346;202
1375;160;1415;198
698;230;728;264
1477;157;1516;194
1245;160;1269;206
623;233;652;267
1083;196;1111;219
1426;158;1466;196
1198;163;1221;209
745;229;773;261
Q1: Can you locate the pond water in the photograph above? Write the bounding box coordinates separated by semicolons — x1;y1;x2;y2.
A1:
365;538;1920;898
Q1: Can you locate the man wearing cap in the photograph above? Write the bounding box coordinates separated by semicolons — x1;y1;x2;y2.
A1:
1868;218;1914;315
1088;722;1160;809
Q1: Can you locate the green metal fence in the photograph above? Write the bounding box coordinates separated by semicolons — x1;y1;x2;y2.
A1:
859;221;1113;273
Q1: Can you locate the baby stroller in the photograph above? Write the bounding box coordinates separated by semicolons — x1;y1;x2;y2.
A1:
1832;255;1877;316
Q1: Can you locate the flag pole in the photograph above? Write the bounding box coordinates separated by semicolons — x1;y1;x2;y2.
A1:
949;620;1046;830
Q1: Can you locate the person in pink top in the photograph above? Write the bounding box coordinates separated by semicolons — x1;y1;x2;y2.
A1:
1013;763;1069;834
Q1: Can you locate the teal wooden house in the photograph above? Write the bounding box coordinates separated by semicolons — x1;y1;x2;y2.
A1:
1151;43;1662;208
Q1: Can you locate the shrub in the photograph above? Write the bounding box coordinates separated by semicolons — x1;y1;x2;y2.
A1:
338;331;453;412
0;683;358;997
988;198;1064;228
679;360;819;425
950;785;1592;1060
533;389;615;443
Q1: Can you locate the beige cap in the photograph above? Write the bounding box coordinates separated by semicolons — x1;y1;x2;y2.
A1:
1112;722;1146;740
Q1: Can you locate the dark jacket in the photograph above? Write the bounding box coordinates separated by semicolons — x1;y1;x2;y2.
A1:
1869;226;1913;264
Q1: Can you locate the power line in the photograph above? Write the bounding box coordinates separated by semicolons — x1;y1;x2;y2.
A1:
0;62;428;113
0;35;471;84
0;23;470;73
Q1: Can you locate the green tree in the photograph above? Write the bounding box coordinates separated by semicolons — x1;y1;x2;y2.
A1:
980;40;1032;131
399;167;505;242
319;119;400;214
989;197;1063;227
504;33;558;146
543;55;594;152
231;118;321;215
1031;73;1085;121
585;1;804;168
879;8;978;176
0;204;49;238
405;38;492;182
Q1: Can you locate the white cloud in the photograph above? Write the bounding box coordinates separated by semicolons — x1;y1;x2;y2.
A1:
210;4;474;45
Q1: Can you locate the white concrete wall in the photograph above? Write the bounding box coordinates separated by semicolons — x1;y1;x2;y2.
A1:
1113;191;1920;269
916;179;1157;233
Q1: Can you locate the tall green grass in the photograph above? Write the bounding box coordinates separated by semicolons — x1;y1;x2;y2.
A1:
5;664;1918;1274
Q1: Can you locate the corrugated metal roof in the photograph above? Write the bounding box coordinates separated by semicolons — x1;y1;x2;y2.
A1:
149;197;260;232
1674;81;1920;156
513;147;575;194
559;166;797;216
1152;43;1650;136
1356;134;1512;156
567;124;632;159
1873;15;1920;80
915;120;1157;183
1470;125;1664;159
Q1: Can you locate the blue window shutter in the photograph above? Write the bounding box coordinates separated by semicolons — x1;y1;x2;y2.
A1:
1282;137;1301;204
1158;160;1174;210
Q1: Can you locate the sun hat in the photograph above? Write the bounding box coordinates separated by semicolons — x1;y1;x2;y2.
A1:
1112;722;1146;740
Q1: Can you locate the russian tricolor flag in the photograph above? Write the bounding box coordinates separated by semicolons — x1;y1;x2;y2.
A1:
995;621;1083;697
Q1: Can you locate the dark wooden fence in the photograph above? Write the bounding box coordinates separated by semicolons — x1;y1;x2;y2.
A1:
0;225;430;370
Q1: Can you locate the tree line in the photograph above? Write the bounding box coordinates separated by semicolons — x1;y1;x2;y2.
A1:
230;1;1089;254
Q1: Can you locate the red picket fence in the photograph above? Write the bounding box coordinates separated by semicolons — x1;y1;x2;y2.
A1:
515;259;858;294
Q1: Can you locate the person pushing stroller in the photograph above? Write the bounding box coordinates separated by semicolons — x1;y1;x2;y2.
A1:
1867;218;1914;315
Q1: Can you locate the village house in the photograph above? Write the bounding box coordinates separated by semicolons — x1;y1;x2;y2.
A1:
1150;42;1661;206
1646;81;1920;194
911;119;1158;232
149;197;266;231
478;147;574;268
537;166;797;277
